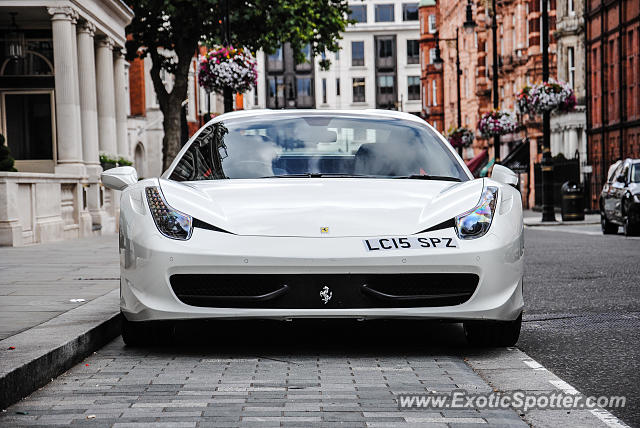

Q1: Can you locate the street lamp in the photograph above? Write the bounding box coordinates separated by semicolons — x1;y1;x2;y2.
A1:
490;0;500;165
433;0;475;155
463;0;476;34
6;13;26;60
540;0;556;221
433;30;462;131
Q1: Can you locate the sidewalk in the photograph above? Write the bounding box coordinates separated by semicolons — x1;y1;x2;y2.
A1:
0;235;119;340
0;235;121;410
523;210;600;226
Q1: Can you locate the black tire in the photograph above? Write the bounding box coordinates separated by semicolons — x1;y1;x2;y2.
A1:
601;209;618;235
464;313;522;347
121;315;171;346
624;216;640;236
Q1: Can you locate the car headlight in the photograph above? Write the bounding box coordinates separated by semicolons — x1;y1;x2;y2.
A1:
145;186;192;240
455;186;499;240
634;193;640;204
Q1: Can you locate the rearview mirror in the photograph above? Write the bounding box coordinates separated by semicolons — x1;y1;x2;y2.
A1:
101;166;138;191
491;164;518;187
616;175;626;184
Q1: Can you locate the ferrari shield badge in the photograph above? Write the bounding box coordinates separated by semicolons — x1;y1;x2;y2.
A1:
320;286;332;304
320;227;329;234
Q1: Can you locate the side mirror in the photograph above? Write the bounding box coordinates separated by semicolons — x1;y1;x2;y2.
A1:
101;166;138;191
491;164;519;187
616;175;626;184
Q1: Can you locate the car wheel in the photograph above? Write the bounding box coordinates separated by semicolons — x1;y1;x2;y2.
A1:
121;315;171;346
601;209;618;234
463;313;522;347
624;216;640;237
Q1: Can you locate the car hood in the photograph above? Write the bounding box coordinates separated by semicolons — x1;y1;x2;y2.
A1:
158;178;485;237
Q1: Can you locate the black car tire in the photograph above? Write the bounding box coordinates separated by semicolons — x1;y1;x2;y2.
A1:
601;209;618;234
624;216;640;236
463;313;522;347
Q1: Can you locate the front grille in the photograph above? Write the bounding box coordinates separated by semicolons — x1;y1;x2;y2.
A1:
170;273;479;309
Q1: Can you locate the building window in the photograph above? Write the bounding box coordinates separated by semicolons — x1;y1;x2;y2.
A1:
407;76;420;100
335;49;340;60
322;78;327;104
377;75;394;94
375;4;394;22
429;48;436;64
402;3;419;21
254;88;258;106
349;4;367;23
432;80;437;106
296;77;314;107
422;84;427;108
351;41;364;66
407;40;419;64
428;14;437;33
352;77;365;102
336;78;341;96
267;47;283;71
568;47;575;89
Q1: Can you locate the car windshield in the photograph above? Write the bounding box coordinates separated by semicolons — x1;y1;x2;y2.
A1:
168;113;469;182
632;164;640;183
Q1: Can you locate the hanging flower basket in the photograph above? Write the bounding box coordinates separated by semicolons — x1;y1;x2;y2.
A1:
516;85;532;116
445;126;475;149
520;79;576;115
477;110;517;139
198;45;258;95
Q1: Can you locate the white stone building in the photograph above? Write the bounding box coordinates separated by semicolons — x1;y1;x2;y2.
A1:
0;1;133;246
550;0;587;170
246;0;422;114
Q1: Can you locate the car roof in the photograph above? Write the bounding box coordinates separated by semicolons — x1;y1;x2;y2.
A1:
204;109;429;127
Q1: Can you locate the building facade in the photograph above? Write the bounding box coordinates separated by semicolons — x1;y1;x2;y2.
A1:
550;0;588;187
0;1;134;246
419;0;444;132
429;0;559;207
246;1;422;114
585;0;640;209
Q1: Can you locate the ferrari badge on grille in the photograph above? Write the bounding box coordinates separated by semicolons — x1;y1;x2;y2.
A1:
320;286;332;304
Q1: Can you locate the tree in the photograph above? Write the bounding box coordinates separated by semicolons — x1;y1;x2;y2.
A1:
126;0;351;170
0;134;17;172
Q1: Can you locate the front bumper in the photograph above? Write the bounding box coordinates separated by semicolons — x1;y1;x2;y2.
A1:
120;224;524;322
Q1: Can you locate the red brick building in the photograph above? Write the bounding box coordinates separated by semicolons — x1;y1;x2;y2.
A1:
419;0;444;133
586;0;640;209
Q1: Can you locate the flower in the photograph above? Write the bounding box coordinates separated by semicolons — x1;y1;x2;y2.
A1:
198;45;258;94
446;126;475;148
477;110;517;138
518;79;576;116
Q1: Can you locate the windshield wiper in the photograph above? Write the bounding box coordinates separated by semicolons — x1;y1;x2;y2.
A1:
394;175;462;182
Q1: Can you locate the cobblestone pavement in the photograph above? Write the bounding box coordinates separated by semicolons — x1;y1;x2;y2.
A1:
0;322;528;427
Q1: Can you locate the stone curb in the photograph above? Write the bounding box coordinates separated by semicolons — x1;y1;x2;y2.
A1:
0;289;120;410
523;218;600;227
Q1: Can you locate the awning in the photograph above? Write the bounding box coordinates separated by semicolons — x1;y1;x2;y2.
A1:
502;139;530;174
465;149;488;177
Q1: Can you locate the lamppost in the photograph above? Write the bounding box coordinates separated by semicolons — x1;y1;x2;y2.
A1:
489;0;500;164
433;0;476;155
540;0;556;221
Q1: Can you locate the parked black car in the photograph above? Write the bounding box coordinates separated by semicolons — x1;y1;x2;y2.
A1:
600;158;640;236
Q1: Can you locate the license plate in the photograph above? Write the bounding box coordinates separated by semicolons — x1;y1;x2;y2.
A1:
363;236;458;252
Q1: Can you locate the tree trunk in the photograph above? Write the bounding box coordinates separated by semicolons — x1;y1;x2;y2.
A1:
223;87;233;113
162;103;182;171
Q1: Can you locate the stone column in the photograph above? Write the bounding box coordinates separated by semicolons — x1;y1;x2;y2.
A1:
77;21;100;174
95;37;118;158
568;127;579;159
48;7;84;175
113;49;129;159
77;21;109;233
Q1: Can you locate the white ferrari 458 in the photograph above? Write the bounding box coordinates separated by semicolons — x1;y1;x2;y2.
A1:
102;110;524;346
